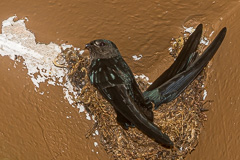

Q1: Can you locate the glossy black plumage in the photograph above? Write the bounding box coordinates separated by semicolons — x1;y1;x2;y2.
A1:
146;24;203;92
144;26;227;109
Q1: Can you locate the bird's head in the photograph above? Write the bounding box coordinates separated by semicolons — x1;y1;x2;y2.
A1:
85;39;120;60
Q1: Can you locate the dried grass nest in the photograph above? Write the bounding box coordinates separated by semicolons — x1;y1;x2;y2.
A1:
54;36;210;159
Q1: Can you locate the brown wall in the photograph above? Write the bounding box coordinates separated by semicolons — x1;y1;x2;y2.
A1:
0;0;239;159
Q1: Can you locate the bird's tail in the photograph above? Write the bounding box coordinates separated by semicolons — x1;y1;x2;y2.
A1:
146;24;203;91
144;27;227;109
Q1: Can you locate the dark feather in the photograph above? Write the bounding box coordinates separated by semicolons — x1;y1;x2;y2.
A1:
100;84;173;147
146;24;203;91
144;27;227;109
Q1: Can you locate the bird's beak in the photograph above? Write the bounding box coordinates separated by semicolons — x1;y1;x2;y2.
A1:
85;43;91;50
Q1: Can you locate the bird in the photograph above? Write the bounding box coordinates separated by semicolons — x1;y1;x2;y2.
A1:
85;24;226;147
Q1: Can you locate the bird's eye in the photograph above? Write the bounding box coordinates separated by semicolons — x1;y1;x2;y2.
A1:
99;42;105;46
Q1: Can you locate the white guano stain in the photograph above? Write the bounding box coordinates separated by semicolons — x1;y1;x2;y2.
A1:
132;54;143;61
0;16;88;122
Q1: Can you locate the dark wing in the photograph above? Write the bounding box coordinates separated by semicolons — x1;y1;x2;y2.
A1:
146;24;203;91
100;84;173;147
144;27;227;109
89;56;153;128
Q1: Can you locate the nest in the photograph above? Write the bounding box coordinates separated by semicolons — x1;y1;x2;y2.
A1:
54;37;209;159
